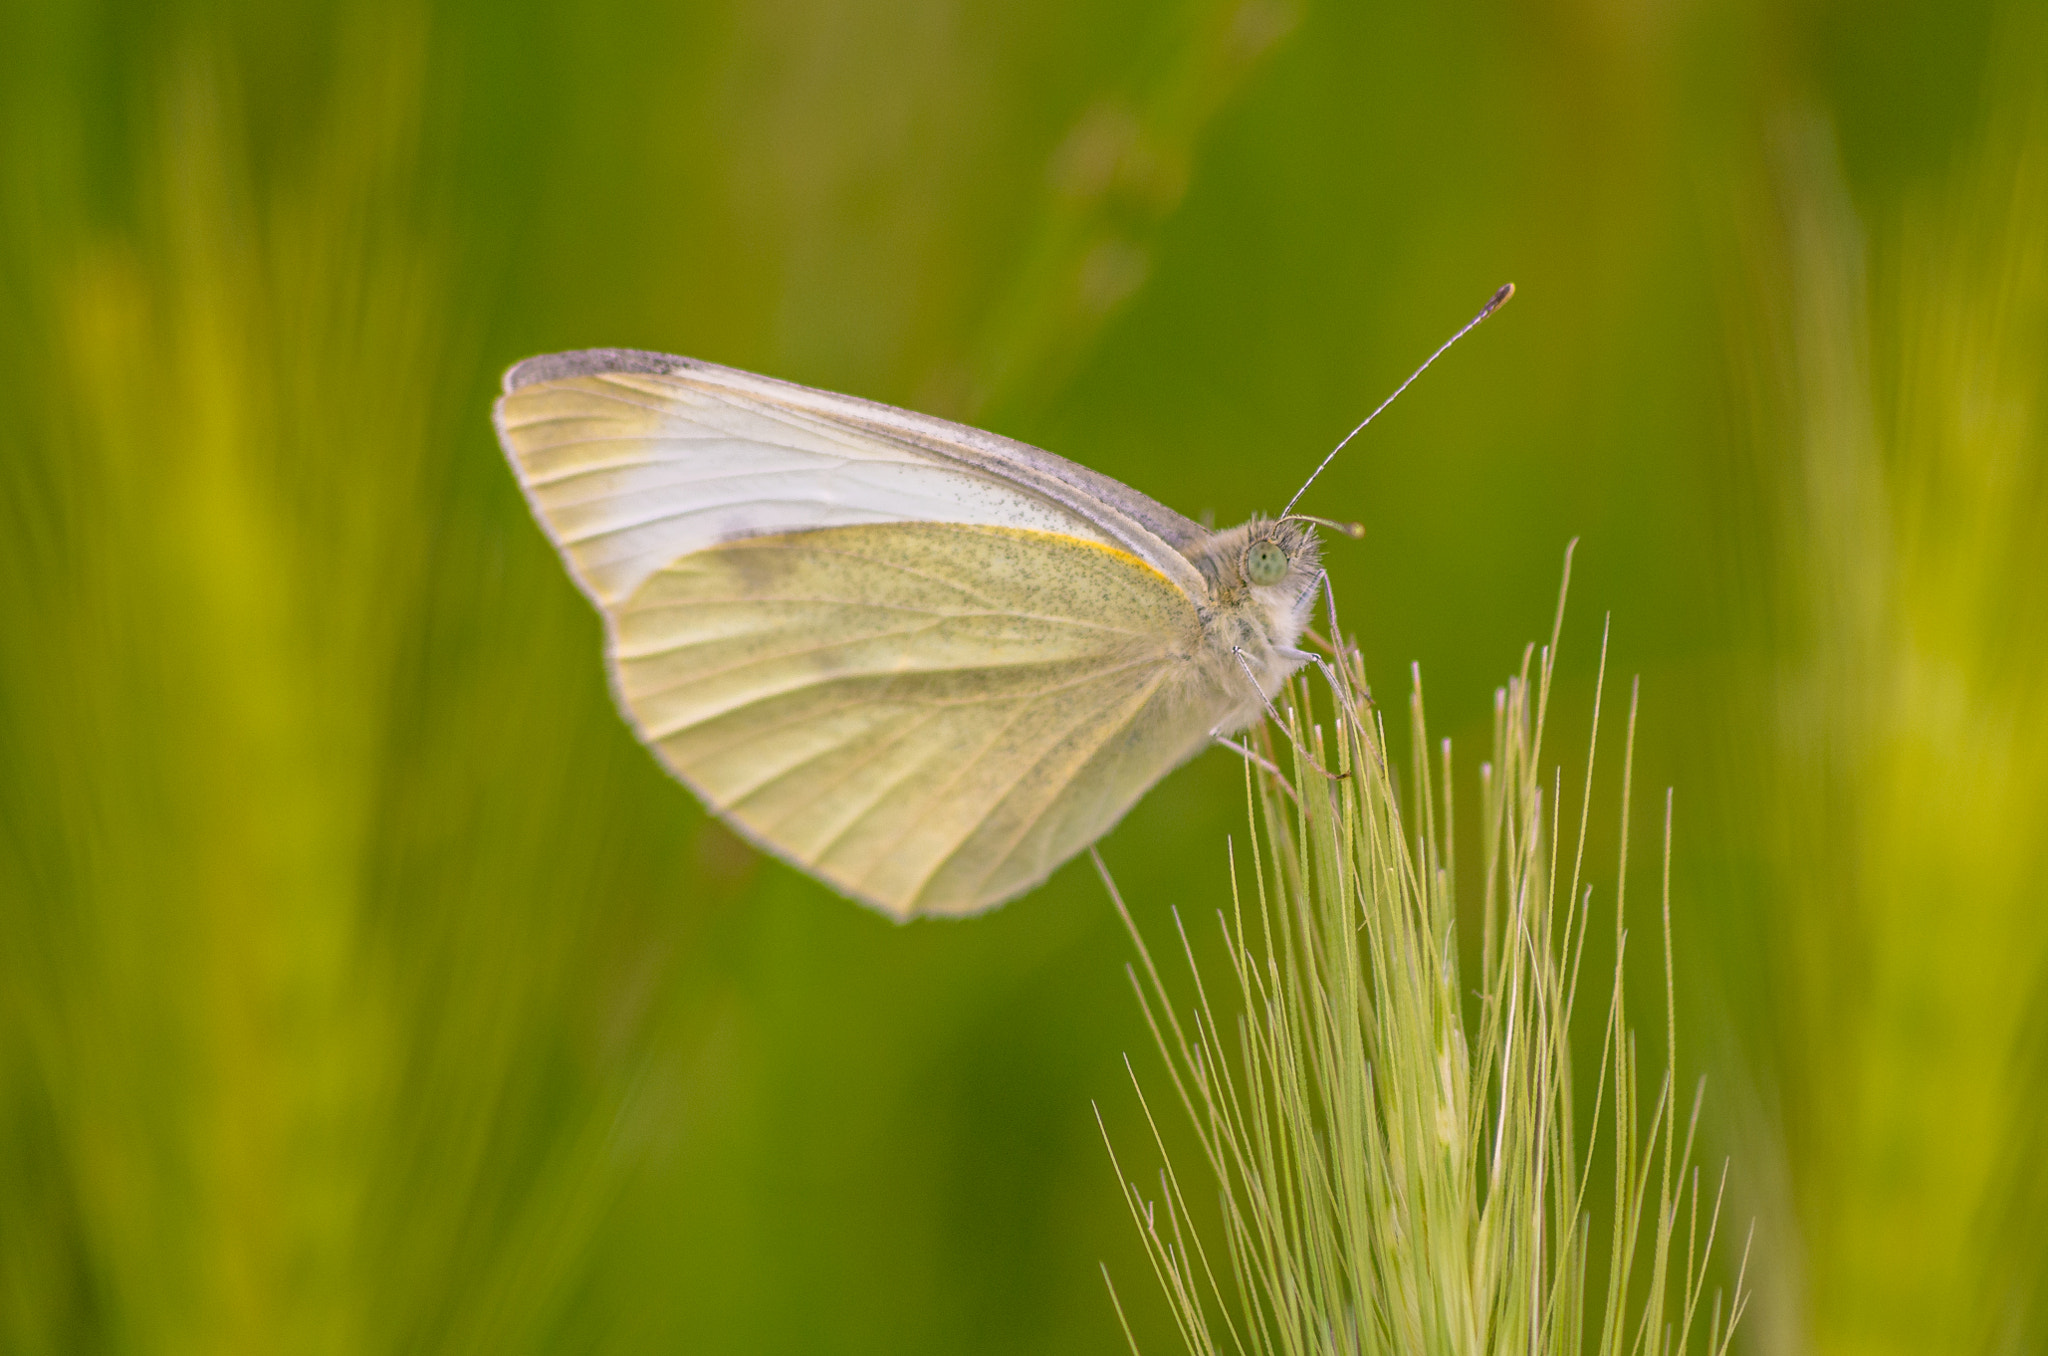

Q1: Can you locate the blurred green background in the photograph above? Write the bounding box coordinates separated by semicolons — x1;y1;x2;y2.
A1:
3;0;2044;1351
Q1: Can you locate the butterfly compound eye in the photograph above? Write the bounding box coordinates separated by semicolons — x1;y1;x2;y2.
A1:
1245;539;1289;586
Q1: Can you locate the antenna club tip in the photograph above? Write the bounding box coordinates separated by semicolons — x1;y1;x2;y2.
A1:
1485;282;1515;314
1285;512;1368;539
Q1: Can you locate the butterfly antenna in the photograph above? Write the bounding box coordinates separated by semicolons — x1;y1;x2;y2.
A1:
1286;513;1366;539
1281;282;1514;519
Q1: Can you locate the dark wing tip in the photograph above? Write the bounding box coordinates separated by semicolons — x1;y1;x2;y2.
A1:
502;348;707;394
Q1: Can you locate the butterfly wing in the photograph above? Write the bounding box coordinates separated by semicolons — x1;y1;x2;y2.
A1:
610;521;1221;918
494;350;1236;918
493;349;1211;607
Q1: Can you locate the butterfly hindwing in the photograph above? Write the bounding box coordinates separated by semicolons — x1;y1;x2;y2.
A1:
611;522;1223;917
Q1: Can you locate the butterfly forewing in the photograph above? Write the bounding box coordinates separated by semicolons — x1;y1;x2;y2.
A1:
612;523;1222;917
494;355;1198;608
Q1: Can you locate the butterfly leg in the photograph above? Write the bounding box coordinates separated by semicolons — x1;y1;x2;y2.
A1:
1306;570;1373;706
1282;645;1362;703
1210;735;1302;806
1283;646;1390;780
1230;647;1346;781
1280;644;1359;707
1280;578;1392;780
1300;626;1342;654
1211;733;1283;778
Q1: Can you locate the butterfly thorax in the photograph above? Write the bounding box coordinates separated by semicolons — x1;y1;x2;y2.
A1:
1185;517;1323;737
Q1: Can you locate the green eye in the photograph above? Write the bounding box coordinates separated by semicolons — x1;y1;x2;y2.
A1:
1246;539;1289;586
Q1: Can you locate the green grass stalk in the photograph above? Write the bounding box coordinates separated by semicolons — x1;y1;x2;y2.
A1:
1099;561;1749;1354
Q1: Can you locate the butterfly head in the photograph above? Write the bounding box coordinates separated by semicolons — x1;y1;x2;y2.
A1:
1240;516;1321;594
1192;515;1323;621
1185;516;1324;737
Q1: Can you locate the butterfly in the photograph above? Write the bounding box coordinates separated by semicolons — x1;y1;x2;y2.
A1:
492;290;1506;920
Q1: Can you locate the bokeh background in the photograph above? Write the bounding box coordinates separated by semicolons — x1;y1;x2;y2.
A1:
3;0;2044;1351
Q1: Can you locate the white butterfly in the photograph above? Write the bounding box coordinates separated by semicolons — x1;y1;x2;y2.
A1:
493;350;1320;919
493;293;1505;919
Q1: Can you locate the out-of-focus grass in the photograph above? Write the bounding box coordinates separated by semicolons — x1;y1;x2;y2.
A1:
1718;25;2048;1352
0;20;723;1353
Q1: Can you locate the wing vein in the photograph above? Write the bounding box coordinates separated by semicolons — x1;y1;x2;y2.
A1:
617;603;1161;659
730;706;943;818
526;453;872;490
820;694;1049;873
950;673;1176;908
869;680;1138;907
575;379;911;464
719;537;1039;607
637;651;1165;741
559;497;923;547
